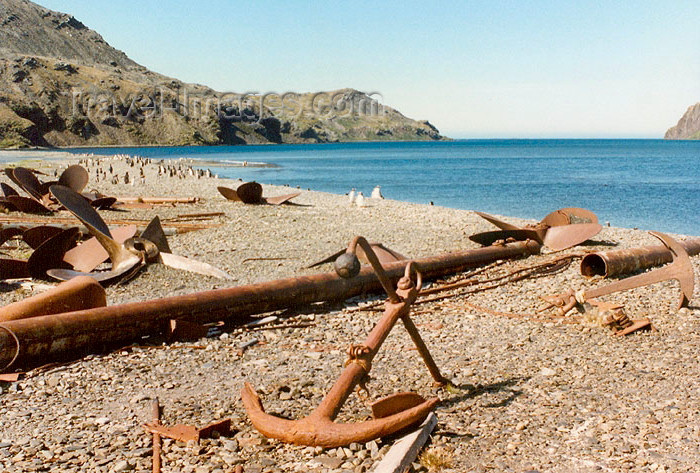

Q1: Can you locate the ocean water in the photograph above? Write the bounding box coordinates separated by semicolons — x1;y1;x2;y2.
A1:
48;140;700;235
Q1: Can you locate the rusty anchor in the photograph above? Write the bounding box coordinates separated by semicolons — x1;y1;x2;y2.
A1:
242;236;448;447
470;207;602;251
541;232;695;316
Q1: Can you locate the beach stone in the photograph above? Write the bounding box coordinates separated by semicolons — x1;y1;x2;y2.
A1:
112;460;132;472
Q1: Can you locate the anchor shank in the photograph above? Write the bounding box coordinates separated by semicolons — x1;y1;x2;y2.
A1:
313;298;410;421
584;264;677;301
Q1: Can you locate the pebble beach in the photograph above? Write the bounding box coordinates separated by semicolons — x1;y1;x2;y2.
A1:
0;151;698;473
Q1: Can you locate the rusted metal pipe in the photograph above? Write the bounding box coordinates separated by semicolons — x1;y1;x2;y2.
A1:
0;240;540;370
581;238;700;278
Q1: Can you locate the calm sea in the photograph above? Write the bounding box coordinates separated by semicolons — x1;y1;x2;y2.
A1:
40;140;700;236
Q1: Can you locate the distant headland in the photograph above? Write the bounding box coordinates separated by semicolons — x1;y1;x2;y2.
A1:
0;0;445;148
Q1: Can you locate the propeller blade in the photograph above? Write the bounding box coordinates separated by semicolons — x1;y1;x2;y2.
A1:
140;216;171;254
13;167;46;202
90;196;117;209
264;192;301;205
6;195;51;214
22;226;65;249
217;186;241;201
542;223;602;251
158;252;234;280
474;211;522;231
27;227;80;280
47;258;143;285
0;258;30;280
50;185;111;237
469;229;543;246
1;182;19;198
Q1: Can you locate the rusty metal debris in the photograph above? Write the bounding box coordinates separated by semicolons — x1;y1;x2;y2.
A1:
46;185;233;284
581;238;700;278
470;207;602;251
541;232;695;316
145;399;232;473
0;240;539;371
584;300;653;336
242;236;447;447
217;182;301;205
145;418;232;443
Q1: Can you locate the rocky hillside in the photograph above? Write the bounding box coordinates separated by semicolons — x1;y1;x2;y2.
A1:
0;0;444;148
665;102;700;140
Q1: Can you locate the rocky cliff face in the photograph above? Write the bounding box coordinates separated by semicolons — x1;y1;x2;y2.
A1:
0;0;444;148
665;103;700;140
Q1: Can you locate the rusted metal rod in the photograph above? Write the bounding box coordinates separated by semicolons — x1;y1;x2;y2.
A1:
151;399;162;473
0;240;540;370
581;238;700;278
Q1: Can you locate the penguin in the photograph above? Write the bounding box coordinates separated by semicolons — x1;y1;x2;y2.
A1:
348;188;356;205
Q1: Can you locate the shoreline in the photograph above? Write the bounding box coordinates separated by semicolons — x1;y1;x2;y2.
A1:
0;153;698;472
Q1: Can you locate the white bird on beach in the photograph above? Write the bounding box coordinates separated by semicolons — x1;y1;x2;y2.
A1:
371;185;384;199
348;188;356;205
355;192;365;207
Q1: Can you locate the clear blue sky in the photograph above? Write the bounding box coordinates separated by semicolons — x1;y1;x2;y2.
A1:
39;1;700;138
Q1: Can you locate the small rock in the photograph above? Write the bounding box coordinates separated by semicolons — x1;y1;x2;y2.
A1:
112;459;132;472
540;367;556;377
317;455;343;469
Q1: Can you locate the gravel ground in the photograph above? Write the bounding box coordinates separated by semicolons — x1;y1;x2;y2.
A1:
0;153;698;473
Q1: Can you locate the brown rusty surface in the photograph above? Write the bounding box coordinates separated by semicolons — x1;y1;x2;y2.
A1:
371;392;428;419
21;225;65;249
151;399;162;473
0;276;106;323
145;418;231;443
6;195;51;214
168;319;209;342
236;182;264;204
26;227;80;280
58;165;89;193
1;182;19;198
0;240;539;370
264;192;301;205
581;238;700;278
0;258;29;280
